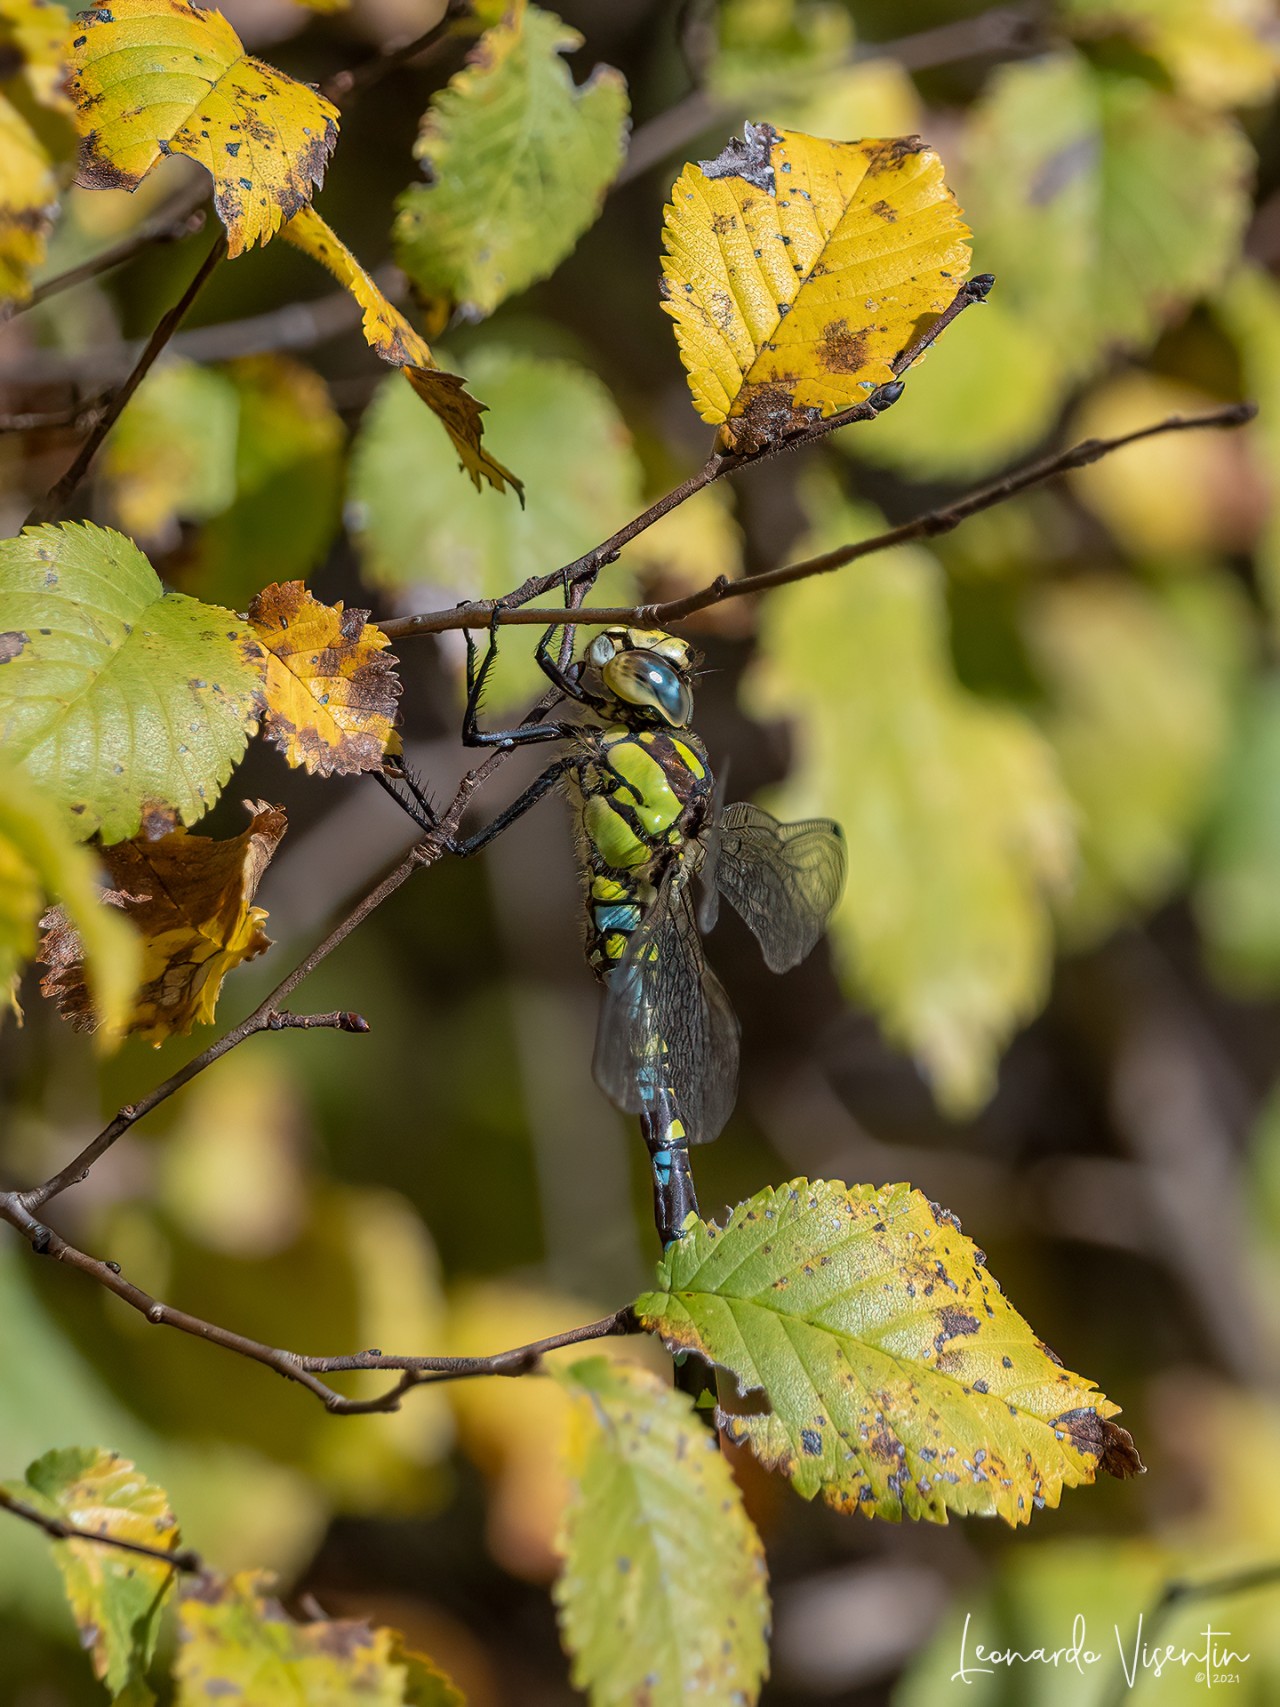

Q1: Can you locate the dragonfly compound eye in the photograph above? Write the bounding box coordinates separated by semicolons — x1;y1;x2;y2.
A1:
603;650;694;726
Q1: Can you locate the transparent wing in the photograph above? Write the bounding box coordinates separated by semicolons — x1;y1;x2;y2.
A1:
711;802;846;973
593;868;740;1145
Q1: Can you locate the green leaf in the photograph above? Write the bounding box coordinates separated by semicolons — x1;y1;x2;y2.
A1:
1196;675;1280;991
634;1180;1139;1525
1217;265;1280;634
101;359;241;543
188;355;345;612
2;1447;180;1698
175;1570;463;1705
962;53;1252;375
0;523;261;844
348;347;641;706
749;482;1074;1114
553;1358;770;1707
1061;0;1280;111
710;0;853;101
1025;574;1244;949
394;6;628;330
0;757;139;1035
847;293;1068;480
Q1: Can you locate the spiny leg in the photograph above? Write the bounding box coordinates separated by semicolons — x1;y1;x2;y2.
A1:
462;614;577;749
448;756;576;857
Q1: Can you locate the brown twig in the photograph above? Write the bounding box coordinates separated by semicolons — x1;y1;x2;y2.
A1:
0;394;111;435
618;2;1044;185
0;183;210;324
0;1187;638;1414
381;403;1257;640
320;0;470;103
23;233;228;527
0;1485;204;1573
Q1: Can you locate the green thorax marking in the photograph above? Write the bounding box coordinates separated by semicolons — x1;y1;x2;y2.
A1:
576;725;712;877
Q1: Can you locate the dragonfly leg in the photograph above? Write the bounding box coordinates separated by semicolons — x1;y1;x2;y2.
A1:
375;760;438;833
535;623;603;707
462;614;577;749
448;756;576;857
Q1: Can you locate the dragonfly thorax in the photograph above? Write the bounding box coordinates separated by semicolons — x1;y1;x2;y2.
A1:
585;627;696;729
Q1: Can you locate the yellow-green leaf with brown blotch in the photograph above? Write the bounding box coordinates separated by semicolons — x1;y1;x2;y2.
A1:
554;1358;770;1707
2;1447;180;1699
661;122;971;454
634;1180;1143;1526
245;580;400;776
0;756;140;1036
283;203;519;496
67;0;338;256
0;523;262;844
40;800;285;1042
175;1570;463;1705
0;0;77;303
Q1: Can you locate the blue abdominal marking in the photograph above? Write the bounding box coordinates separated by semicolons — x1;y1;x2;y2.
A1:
593;901;642;933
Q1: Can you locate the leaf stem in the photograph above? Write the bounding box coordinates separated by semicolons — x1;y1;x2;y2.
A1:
379;404;1258;640
23;232;228;527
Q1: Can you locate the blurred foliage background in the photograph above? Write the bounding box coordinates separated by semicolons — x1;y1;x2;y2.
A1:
5;0;1280;1700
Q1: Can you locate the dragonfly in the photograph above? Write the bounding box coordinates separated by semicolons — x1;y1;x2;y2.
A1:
382;621;846;1244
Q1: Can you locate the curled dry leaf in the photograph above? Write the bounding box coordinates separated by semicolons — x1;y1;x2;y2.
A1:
661;123;972;454
67;0;338;256
40;799;286;1042
0;0;77;303
244;579;400;776
283;204;520;495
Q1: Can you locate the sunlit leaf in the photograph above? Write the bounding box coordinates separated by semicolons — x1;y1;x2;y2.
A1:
1196;675;1280;991
749;483;1074;1114
711;0;853;102
1063;0;1280;111
245;580;400;777
283;205;518;495
2;1447;180;1697
661;123;971;454
101;358;241;543
175;1570;463;1705
962;53;1252;373
68;0;338;256
635;1179;1141;1525
188;354;344;611
394;5;628;330
0;523;261;843
554;1358;770;1707
0;0;77;303
0;756;140;1036
1217;265;1280;633
1026;575;1244;949
39;799;285;1042
348;348;640;706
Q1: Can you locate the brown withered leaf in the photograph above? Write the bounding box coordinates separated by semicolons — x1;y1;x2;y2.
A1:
244;580;401;776
40;801;285;1043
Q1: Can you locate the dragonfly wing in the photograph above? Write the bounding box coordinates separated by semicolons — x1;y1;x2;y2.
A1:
714;801;847;972
593;869;740;1144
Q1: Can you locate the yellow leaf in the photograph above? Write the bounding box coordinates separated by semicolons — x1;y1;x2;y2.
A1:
67;0;338;256
0;0;77;303
244;580;401;776
283;203;520;496
39;799;285;1043
661;122;971;454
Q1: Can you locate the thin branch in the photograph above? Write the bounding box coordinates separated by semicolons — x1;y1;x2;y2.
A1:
0;182;210;324
381;403;1257;640
0;1485;203;1573
320;0;470;103
0;394;110;435
0;1187;637;1413
265;1008;371;1032
23;233;228;527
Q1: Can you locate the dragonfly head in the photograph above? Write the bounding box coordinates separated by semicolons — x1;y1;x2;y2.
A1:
586;627;696;728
